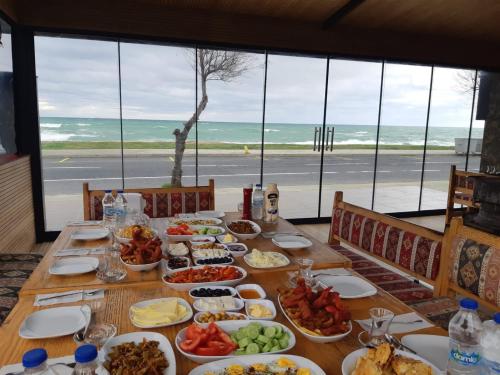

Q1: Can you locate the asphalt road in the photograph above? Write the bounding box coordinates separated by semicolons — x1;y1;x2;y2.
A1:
42;153;480;194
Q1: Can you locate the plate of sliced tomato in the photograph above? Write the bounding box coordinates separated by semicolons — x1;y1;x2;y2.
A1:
162;265;247;291
176;321;295;364
165;224;225;241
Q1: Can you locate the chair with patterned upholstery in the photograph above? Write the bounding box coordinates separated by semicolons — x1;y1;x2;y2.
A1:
82;179;215;220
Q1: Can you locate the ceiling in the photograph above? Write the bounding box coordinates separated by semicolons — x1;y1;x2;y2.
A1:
1;0;500;69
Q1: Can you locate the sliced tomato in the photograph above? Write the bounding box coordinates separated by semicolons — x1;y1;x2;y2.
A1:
194;346;224;356
179;335;201;352
218;330;235;347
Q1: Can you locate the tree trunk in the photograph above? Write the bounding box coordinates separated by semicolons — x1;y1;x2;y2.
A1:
171;76;208;187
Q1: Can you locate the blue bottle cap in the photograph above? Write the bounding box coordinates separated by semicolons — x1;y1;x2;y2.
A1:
494;312;500;324
104;190;112;193
22;348;47;368
460;298;478;310
75;344;98;363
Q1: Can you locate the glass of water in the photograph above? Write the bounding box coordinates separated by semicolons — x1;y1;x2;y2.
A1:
369;307;394;345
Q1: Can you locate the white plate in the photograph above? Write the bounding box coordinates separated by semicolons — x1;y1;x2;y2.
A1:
341;348;441;375
272;234;313;249
129;297;193;329
193;311;248;324
188;354;326;375
278;295;352;343
19;305;90;339
226;220;262;240
196;210;225;219
316;275;378;299
401;334;450;372
243;251;290;269
101;332;176;375
175;320;296;364
193;297;244;312
189;286;237;299
70;228;109;241
245;299;276;320
162;265;248;291
49;257;99;276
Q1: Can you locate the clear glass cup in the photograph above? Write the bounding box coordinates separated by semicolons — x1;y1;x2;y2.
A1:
74;301;116;349
369;307;394;345
96;246;127;283
294;258;316;288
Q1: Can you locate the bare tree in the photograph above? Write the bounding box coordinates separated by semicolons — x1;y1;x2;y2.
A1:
456;70;480;94
170;49;252;187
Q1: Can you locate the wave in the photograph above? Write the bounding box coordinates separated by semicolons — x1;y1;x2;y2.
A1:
41;123;62;128
334;139;376;145
354;131;368;135
153;125;169;129
208;128;220;131
264;129;280;133
40;133;76;141
76;123;91;127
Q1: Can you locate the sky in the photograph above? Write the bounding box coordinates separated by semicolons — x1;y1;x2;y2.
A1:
33;35;483;128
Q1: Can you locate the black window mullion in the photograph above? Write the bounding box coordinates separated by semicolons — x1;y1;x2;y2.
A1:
465;69;479;172
317;57;330;218
260;51;268;187
117;40;125;189
371;61;385;210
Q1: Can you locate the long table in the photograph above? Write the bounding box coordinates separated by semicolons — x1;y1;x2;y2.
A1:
20;215;351;296
2;214;447;373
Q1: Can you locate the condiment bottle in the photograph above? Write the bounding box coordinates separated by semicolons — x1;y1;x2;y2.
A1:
242;184;253;220
263;183;279;223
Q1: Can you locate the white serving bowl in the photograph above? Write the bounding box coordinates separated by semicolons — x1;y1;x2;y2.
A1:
225;243;249;257
175;320;295;364
189;236;216;246
277;294;352;343
341;348;441;375
162;265;247;291
193;311;248;324
226;220;261;240
165;225;225;242
245;299;276;320
191;248;230;259
165;256;191;272
168;218;223;226
189;286;237;299
193;297;244;312
216;234;238;244
129;297;193;329
115;228;158;244
194;256;234;266
120;257;160;272
235;284;266;300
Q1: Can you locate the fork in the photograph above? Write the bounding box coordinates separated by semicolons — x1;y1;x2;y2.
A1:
37;289;103;303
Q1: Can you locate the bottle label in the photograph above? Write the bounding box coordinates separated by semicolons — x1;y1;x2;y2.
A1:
449;347;480;366
104;207;115;216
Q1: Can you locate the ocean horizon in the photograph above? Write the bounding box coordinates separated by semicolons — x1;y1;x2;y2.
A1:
39;117;483;147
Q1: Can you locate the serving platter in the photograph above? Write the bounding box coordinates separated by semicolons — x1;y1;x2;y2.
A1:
49;257;99;276
188;354;326;375
168;217;223;226
243;251;290;269
19;305;90;339
341;348;441;375
101;332;176;375
165;225;225;242
162;265;248;291
129;297;193;329
226;220;261;240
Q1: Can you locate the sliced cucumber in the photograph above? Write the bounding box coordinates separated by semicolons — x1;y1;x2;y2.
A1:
245;343;260;355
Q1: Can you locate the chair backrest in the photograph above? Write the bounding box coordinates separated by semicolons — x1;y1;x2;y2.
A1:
445;165;482;226
440;217;500;311
329;191;444;289
83;179;215;220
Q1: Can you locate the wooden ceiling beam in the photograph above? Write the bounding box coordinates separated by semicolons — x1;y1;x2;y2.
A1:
322;0;366;29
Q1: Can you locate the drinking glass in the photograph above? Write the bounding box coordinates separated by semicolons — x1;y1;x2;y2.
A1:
294;258;316;288
96;245;127;283
368;307;394;345
76;300;116;349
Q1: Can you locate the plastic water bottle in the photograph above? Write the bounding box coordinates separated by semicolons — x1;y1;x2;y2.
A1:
73;344;98;375
252;184;264;220
22;348;48;374
114;190;128;226
480;313;500;375
102;190;115;229
447;298;483;374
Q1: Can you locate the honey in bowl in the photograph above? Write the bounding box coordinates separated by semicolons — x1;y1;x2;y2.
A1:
239;289;262;299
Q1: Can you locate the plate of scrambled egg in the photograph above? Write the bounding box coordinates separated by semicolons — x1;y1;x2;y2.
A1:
342;343;440;375
129;297;193;328
187;354;325;375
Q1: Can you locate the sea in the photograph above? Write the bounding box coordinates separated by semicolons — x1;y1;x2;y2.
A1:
39;117;484;147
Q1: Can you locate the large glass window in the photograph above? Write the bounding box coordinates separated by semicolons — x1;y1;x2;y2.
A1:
35;36;121;230
373;63;432;213
0;18;14;154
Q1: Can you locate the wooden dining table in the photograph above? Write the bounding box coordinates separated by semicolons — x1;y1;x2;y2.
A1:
20;214;351;296
0;271;447;372
1;213;447;373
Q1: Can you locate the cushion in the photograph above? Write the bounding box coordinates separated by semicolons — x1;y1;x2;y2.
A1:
0;253;43;324
331;208;442;281
90;191;213;220
449;236;500;307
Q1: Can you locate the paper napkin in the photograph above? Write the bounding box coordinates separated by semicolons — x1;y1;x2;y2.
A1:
355;312;433;334
54;247;106;257
34;289;104;306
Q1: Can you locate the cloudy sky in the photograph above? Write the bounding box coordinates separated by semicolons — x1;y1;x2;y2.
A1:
34;36;482;128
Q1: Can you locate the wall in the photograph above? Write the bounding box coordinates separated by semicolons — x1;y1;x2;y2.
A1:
0;155;36;252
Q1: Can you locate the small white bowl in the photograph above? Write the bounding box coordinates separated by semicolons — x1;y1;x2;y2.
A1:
225;243;248;257
191;243;228;251
193;297;244;312
216;234;238;244
191;248;230;259
194;256;234;266
193;311;248;324
245;299;276;320
226;220;262;240
120;257;160;272
165;256;191;272
167;243;190;256
189;286;237;299
236;284;266;300
189;236;216;246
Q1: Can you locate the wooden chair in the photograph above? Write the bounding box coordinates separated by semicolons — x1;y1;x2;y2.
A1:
445;165;482;226
83;179;215;220
329;191;444;294
439;217;500;312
